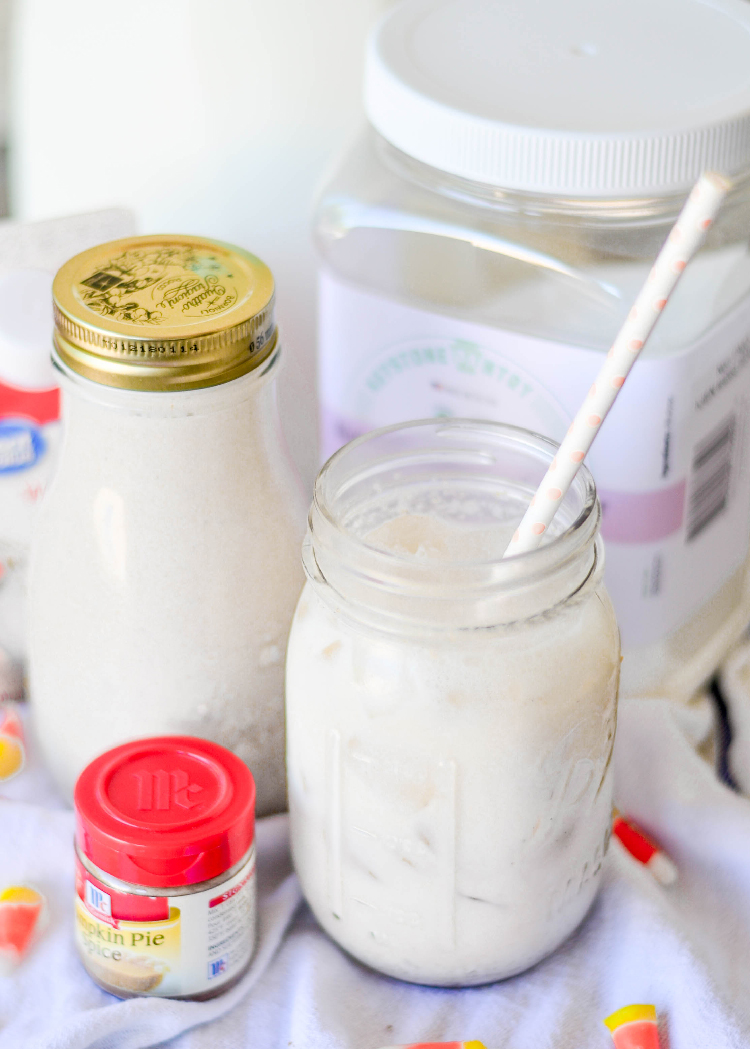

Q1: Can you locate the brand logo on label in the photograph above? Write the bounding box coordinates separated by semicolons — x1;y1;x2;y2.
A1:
0;421;45;474
134;769;204;811
208;955;228;979
85;880;112;917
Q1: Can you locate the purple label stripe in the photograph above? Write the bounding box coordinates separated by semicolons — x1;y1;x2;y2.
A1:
598;480;686;543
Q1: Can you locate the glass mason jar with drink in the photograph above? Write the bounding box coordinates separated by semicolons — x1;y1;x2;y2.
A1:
286;420;620;985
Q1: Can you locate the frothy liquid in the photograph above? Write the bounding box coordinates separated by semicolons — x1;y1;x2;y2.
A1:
286;510;619;985
366;512;515;560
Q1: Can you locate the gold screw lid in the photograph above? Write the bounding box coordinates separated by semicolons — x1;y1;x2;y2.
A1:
52;235;277;391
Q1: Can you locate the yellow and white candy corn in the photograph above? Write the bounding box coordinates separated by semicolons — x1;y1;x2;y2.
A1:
376;1043;486;1049
0;886;47;971
0;702;25;782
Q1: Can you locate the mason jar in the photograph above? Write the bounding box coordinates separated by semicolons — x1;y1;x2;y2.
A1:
286;420;620;985
314;0;750;699
28;236;305;814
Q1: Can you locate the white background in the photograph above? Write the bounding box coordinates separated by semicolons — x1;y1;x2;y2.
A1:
5;0;401;492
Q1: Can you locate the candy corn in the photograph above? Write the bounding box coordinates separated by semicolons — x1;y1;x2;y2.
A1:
604;1004;660;1048
0;702;25;782
376;1043;486;1049
0;886;47;971
612;814;677;886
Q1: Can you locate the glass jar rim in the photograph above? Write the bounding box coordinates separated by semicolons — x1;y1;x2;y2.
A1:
307;419;603;631
316;418;598;566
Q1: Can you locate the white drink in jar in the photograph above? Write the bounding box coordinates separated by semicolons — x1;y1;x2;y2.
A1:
286;421;619;985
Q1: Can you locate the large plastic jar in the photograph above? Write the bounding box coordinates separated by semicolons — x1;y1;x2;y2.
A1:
29;236;305;814
286;420;620;985
314;0;750;698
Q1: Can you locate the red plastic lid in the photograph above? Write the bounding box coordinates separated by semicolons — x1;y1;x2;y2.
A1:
74;736;256;889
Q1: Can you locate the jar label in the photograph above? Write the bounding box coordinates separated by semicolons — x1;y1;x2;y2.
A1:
318;271;750;652
74;850;256;998
0;382;61;560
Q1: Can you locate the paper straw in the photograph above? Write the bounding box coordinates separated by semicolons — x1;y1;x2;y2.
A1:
505;171;731;557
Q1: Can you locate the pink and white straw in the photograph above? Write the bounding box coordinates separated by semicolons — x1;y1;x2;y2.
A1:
505;170;731;557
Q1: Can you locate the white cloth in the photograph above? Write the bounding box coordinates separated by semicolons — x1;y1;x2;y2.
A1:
2;697;750;1049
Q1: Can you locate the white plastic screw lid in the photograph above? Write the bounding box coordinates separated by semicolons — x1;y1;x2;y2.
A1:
0;270;56;390
365;0;750;195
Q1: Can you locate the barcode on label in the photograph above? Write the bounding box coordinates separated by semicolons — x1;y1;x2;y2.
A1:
687;415;736;541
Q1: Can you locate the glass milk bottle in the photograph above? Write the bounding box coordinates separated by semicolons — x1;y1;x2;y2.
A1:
314;0;750;699
286;420;619;985
28;236;305;814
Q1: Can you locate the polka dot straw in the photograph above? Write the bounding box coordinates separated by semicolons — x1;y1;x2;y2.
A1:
505;170;731;557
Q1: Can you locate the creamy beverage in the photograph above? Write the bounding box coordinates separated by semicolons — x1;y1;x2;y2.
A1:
29;237;305;814
286;422;620;985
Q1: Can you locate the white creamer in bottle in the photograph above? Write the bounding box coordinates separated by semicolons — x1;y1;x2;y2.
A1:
286;420;619;985
29;236;305;814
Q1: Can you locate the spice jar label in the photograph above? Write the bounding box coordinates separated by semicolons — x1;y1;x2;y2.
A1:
74;851;256;998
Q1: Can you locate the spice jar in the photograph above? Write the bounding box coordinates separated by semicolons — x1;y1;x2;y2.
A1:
286;420;620;986
28;236;305;814
314;0;750;700
74;736;256;999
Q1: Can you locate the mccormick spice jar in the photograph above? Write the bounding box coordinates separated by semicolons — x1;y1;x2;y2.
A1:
74;736;256;1000
28;235;305;814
